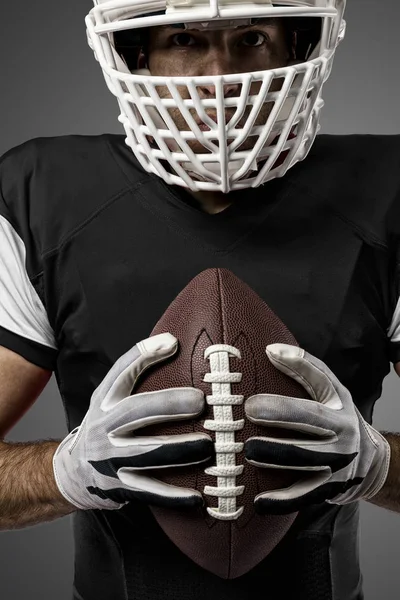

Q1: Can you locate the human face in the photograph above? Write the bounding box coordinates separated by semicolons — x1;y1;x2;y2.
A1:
145;18;292;153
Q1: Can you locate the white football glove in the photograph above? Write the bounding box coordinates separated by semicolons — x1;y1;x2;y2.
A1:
244;343;391;514
53;332;212;511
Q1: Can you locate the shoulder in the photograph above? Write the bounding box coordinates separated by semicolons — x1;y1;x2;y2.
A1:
0;133;144;198
298;134;400;245
0;134;150;255
310;134;400;168
307;134;400;188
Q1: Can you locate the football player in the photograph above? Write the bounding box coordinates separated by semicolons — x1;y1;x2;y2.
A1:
0;1;399;599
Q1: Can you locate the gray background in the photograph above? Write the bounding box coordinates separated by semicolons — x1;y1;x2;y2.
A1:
0;0;399;598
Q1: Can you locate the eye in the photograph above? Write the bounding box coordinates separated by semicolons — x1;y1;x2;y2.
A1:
171;32;197;47
241;31;268;47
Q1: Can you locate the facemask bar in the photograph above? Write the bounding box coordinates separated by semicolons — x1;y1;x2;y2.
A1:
89;0;337;38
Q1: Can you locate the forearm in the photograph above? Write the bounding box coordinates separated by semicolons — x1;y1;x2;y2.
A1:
0;439;76;530
367;432;400;512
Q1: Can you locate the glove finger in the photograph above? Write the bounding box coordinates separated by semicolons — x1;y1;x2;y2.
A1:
117;470;204;508
90;432;214;471
245;393;343;437
107;387;205;433
93;333;178;410
253;471;340;515
266;344;352;410
87;472;203;509
245;438;357;472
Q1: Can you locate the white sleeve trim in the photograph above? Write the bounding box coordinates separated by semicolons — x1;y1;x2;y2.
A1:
388;296;400;342
0;214;57;350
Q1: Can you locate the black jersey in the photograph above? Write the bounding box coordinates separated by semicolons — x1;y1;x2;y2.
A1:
1;133;400;600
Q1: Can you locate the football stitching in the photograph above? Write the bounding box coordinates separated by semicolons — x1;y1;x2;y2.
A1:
202;344;245;520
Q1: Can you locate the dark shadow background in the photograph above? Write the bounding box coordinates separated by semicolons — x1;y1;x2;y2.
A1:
0;1;399;598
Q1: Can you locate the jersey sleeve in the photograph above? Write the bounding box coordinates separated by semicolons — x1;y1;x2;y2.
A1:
387;185;400;364
0;145;58;371
388;297;400;364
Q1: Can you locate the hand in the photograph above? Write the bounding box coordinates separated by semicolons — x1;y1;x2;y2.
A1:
53;332;213;511
244;344;391;514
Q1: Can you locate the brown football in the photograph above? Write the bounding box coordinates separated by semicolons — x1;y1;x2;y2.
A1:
134;268;311;579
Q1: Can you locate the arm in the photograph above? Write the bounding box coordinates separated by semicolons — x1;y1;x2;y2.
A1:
367;432;400;512
366;361;400;513
0;345;76;531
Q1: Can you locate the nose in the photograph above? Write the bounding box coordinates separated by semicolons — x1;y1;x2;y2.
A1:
198;81;241;98
197;52;242;98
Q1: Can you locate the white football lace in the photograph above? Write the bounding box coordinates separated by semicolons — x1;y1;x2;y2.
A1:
202;344;245;520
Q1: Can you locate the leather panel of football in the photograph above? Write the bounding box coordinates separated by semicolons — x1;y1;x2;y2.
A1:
134;268;313;579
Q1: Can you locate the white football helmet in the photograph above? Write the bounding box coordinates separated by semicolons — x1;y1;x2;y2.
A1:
86;0;346;192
